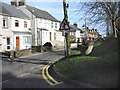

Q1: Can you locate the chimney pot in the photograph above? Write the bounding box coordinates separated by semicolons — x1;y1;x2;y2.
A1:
73;23;77;27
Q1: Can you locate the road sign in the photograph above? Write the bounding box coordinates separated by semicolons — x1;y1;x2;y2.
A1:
59;18;70;31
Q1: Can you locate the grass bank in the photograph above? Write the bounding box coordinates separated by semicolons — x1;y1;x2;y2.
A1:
54;35;118;88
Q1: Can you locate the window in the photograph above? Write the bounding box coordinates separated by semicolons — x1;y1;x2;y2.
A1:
6;38;10;50
2;18;8;28
51;22;53;28
50;32;52;40
54;32;56;40
15;20;19;27
55;22;57;28
23;36;31;44
24;21;27;28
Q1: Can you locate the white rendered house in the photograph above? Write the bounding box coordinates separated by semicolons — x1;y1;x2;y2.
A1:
0;2;31;52
19;4;64;48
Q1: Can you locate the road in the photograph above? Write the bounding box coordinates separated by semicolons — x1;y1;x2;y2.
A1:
1;50;78;88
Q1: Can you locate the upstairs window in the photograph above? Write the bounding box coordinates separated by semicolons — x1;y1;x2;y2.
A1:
24;21;27;28
51;22;53;28
55;22;57;28
15;20;19;27
2;18;8;28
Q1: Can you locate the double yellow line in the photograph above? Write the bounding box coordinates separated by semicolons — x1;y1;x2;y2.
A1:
42;64;63;86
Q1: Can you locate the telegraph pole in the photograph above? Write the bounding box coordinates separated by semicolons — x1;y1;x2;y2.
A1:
63;0;70;57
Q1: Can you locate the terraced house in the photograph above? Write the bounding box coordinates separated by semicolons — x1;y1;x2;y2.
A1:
12;0;64;51
81;26;100;41
0;2;31;52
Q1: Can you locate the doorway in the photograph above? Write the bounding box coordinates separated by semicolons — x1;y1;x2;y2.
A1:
16;37;20;50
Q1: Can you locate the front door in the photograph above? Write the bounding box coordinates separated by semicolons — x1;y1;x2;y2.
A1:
16;37;20;50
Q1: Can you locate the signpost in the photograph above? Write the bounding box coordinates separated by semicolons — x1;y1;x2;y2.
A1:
59;18;70;57
59;0;70;58
59;18;70;31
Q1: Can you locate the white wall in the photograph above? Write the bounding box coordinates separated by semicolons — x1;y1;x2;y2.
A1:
0;15;13;51
13;34;31;50
11;17;31;32
20;6;64;47
37;18;64;45
0;15;2;48
11;17;31;50
0;14;31;51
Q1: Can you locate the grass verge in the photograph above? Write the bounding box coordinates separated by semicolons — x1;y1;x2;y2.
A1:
54;36;118;88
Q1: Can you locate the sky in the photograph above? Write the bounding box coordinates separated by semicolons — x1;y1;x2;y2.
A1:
2;0;88;28
2;0;118;35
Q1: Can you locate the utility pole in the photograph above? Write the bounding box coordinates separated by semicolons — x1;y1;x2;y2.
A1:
31;9;35;53
63;0;70;57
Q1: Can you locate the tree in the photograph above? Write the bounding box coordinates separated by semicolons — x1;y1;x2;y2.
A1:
78;1;120;38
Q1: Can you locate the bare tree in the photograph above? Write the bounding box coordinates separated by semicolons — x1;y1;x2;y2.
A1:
78;1;120;38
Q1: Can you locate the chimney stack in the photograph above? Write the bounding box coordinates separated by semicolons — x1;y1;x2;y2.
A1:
73;23;77;27
11;0;26;7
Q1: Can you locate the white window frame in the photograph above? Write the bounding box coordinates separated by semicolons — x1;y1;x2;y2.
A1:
2;18;8;28
51;22;53;28
24;21;27;28
23;36;31;44
55;22;57;28
15;20;19;27
6;37;10;51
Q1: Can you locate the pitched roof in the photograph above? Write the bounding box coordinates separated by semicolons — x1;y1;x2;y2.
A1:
69;24;82;32
0;2;29;19
26;5;60;22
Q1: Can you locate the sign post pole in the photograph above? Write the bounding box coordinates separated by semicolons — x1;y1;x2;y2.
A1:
63;0;70;57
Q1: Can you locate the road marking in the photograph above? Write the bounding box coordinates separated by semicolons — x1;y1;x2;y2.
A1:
42;64;63;86
46;65;63;85
17;73;29;77
0;80;9;85
42;65;55;86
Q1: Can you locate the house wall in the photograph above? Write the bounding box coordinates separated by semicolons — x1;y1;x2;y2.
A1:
19;6;64;47
13;34;31;50
0;14;31;51
11;17;31;50
0;15;13;52
11;17;30;32
36;18;64;45
0;15;2;52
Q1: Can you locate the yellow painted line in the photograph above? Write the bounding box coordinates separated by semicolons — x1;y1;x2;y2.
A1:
46;65;63;85
42;65;55;86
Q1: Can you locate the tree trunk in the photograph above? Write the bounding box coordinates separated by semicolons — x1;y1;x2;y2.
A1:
106;22;109;36
112;19;117;38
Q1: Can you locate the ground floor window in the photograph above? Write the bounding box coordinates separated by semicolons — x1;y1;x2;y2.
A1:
50;32;52;40
23;36;31;44
6;37;10;50
54;32;56;40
